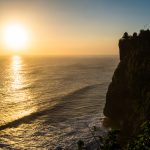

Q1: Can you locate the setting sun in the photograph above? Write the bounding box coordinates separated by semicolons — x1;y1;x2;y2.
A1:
3;24;28;51
0;1;150;149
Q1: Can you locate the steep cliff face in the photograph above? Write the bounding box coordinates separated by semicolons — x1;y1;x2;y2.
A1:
104;30;150;136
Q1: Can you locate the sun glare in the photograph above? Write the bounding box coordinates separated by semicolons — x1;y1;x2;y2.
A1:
3;24;29;51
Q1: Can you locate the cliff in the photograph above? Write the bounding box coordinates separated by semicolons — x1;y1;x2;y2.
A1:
103;30;150;137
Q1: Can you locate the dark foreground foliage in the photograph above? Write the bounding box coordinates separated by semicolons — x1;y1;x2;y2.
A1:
126;121;150;150
76;121;150;150
102;121;150;150
99;129;121;150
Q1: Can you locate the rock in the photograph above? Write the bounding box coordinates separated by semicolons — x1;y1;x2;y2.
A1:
55;146;62;150
103;30;150;137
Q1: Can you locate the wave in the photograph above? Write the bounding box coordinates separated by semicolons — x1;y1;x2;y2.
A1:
0;92;9;96
0;84;102;131
18;85;37;91
60;84;101;100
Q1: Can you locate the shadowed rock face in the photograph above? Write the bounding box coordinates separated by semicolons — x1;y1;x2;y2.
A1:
104;30;150;136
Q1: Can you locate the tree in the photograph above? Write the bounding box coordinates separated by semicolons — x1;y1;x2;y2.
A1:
122;32;129;39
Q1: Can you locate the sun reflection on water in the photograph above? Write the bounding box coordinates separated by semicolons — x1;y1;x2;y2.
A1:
11;56;23;90
4;56;36;122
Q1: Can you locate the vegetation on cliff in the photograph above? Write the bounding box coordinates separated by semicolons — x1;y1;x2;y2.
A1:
74;120;149;150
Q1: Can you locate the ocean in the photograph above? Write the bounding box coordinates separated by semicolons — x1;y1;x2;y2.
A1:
0;55;118;149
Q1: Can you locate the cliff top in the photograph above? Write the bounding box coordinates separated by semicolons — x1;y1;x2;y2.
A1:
120;29;150;41
119;29;150;60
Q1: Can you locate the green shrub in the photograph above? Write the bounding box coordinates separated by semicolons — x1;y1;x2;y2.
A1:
126;121;150;150
100;129;121;150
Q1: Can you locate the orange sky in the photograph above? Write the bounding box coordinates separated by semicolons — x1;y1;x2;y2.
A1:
1;0;148;56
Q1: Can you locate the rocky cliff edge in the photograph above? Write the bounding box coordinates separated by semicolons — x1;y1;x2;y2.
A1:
104;30;150;137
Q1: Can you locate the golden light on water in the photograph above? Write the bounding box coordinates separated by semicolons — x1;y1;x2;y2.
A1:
8;56;36;121
11;56;23;90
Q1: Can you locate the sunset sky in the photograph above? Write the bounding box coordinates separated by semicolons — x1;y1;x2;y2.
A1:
0;0;150;55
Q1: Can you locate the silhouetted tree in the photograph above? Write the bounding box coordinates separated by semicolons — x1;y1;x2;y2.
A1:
122;32;129;39
139;30;145;37
133;32;137;38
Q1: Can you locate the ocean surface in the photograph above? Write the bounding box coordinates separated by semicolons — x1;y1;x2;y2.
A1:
0;56;118;149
